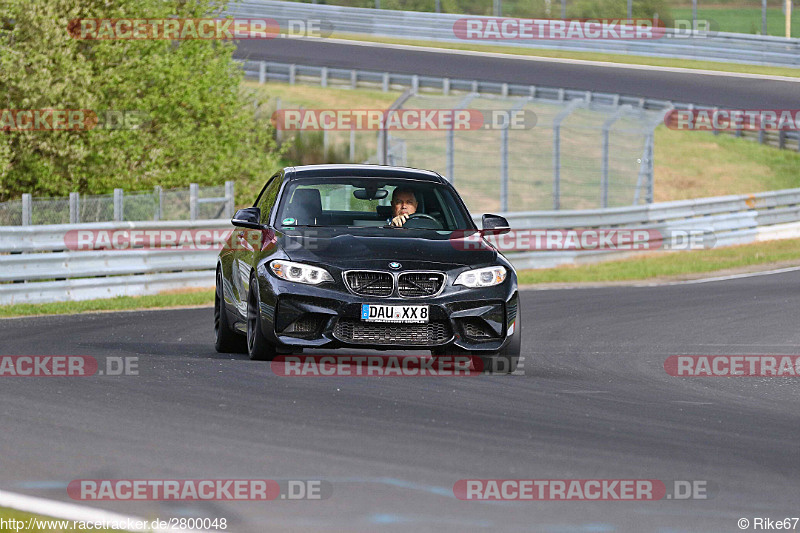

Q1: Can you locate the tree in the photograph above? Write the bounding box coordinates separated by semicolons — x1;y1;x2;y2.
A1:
0;0;282;201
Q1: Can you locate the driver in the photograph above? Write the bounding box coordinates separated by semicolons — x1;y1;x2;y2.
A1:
389;187;418;227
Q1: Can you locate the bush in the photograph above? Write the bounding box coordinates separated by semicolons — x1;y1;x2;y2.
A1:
0;0;283;202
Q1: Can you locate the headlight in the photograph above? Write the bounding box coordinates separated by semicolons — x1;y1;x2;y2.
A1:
270;260;333;285
454;266;507;288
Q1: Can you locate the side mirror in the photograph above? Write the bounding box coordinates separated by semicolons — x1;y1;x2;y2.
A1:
481;214;511;235
231;207;263;229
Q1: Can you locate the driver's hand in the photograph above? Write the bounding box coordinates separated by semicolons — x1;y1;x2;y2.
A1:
390;214;409;227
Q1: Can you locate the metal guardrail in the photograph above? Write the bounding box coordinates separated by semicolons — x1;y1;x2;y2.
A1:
241;60;800;153
226;0;800;67
3;188;800;304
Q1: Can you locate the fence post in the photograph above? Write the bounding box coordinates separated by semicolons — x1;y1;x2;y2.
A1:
350;128;356;162
289;64;296;85
382;72;389;92
601;106;628;209
320;67;328;88
21;193;31;226
259;61;266;84
351;70;357;89
189;183;198;220
411;75;419;93
275;97;282;142
154;186;162;221
69;192;79;224
551;99;582;210
443;77;450;96
113;188;124;221
500;122;509;212
225;181;235;218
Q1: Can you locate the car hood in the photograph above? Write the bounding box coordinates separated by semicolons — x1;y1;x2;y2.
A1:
279;228;496;268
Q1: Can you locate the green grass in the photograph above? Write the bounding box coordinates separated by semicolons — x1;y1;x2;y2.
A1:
653;127;800;201
672;6;800;37
517;238;800;284
0;290;214;318
328;32;800;78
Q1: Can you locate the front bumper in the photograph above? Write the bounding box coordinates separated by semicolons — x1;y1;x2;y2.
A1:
258;275;519;353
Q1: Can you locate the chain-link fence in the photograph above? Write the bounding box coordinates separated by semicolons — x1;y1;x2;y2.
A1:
382;93;667;213
0;183;235;226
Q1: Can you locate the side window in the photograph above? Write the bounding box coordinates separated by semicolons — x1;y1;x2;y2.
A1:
256;175;282;225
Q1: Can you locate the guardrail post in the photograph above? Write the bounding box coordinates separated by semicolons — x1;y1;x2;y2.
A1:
113;188;124;221
350;128;356;162
779;130;786;149
69;192;79;224
758;127;765;145
443;78;450;95
320;67;328;88
225;181;235;218
472;80;478;93
259;61;266;84
350;70;357;89
21;193;31;226
154;186;162;221
501;83;508;97
289;64;296;85
530;86;537;98
411;75;419;93
382;73;389;92
189;183;198;220
323;129;329;156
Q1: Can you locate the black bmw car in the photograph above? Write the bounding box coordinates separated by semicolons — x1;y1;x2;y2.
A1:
215;164;521;373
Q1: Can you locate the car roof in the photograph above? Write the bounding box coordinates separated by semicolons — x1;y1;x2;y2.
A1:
285;164;447;183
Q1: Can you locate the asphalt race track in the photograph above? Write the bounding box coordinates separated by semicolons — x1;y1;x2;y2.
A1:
1;270;799;532
234;38;800;109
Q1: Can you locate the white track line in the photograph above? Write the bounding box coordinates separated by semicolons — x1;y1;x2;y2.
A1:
319;37;800;82
520;265;800;291
0;489;213;532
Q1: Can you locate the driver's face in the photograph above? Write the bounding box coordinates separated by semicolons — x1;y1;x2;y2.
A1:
392;192;418;216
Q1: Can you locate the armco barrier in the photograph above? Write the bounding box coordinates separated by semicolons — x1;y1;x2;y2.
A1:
2;188;800;304
226;0;800;68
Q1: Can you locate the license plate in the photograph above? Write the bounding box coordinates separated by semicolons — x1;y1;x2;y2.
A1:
361;304;429;323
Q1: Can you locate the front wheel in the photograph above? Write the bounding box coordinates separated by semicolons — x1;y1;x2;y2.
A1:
246;274;277;361
215;268;247;354
479;312;521;374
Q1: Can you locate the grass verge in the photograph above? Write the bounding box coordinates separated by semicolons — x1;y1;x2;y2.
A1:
517;238;800;285
328;33;800;79
0;290;214;318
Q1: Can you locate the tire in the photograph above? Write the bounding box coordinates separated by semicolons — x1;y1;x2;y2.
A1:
214;267;247;354
246;273;277;361
478;311;521;375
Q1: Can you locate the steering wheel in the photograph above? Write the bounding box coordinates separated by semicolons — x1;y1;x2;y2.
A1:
403;213;443;229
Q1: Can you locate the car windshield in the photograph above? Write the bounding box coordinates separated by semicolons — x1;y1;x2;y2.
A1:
274;178;473;232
